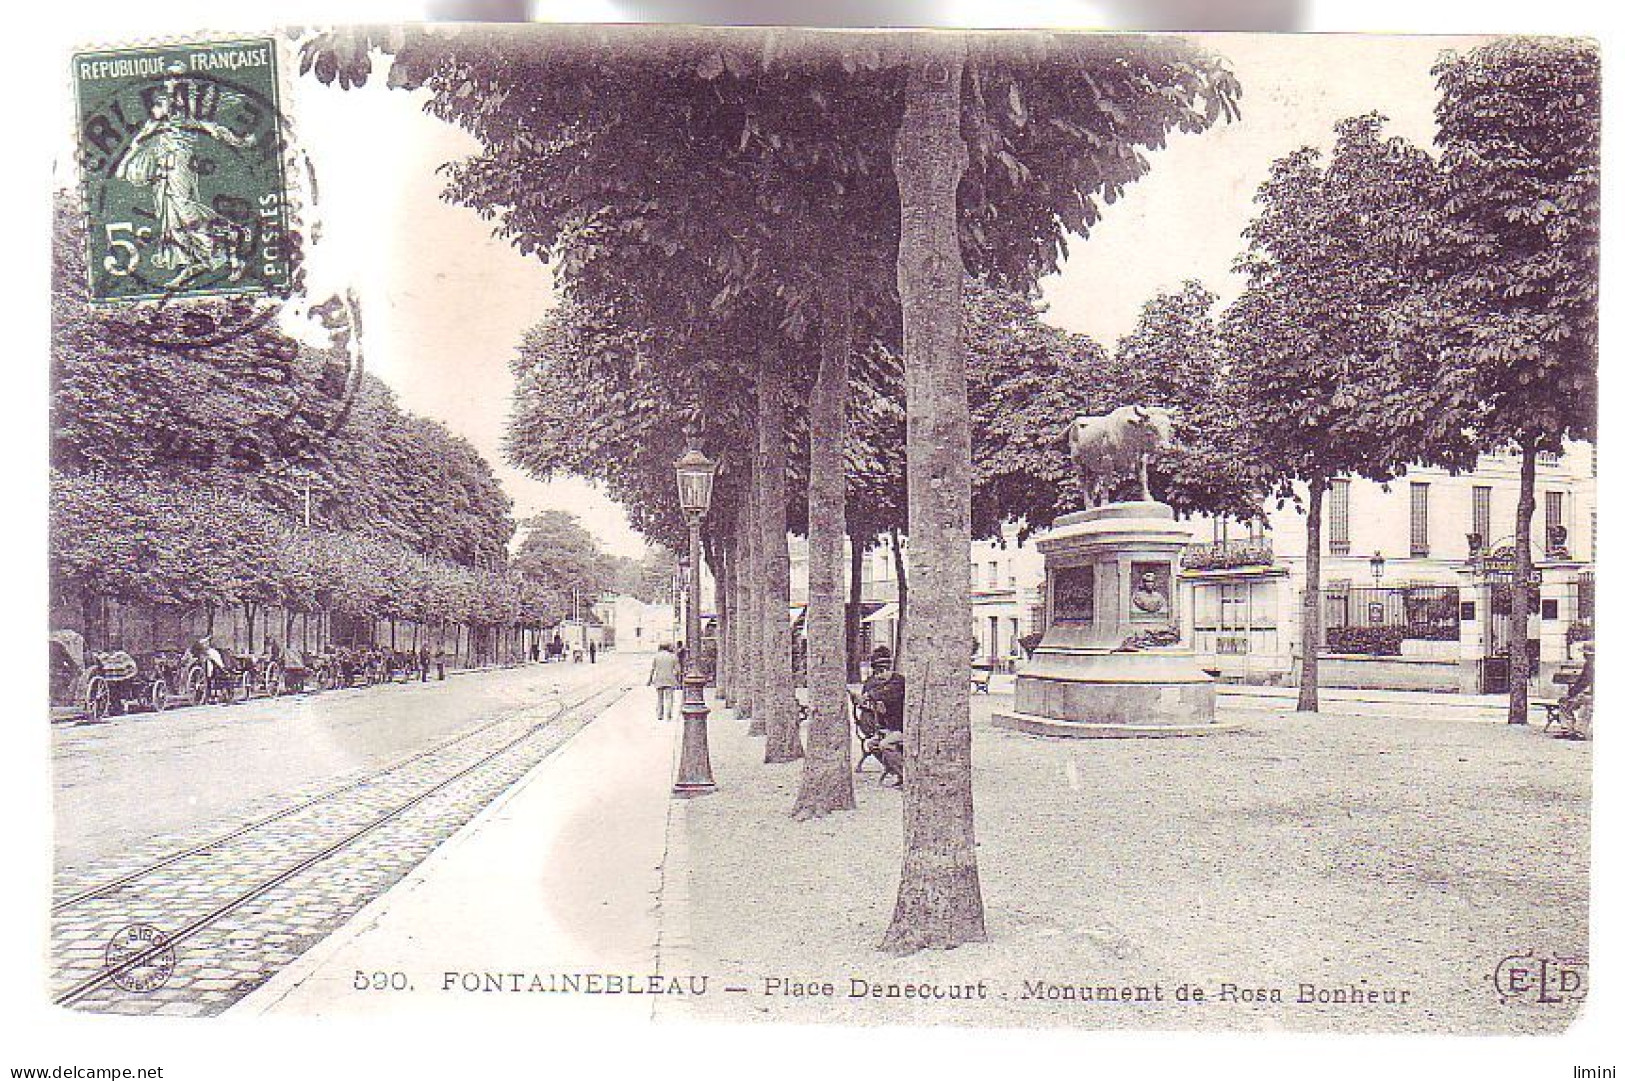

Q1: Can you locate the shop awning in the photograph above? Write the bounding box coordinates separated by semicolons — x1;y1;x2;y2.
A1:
863;602;900;624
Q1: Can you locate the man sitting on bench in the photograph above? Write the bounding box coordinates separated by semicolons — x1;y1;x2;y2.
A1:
1552;643;1594;740
858;648;906;786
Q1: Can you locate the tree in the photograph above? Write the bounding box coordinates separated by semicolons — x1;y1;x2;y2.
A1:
53;191;514;571
1113;281;1269;521
1429;38;1599;725
791;275;856;817
965;281;1123;538
303;24;1241;953
1226;114;1478;713
756;360;803;762
514;509;619;618
880;42;985;952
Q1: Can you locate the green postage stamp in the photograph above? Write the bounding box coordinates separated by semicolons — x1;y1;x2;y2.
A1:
73;39;291;303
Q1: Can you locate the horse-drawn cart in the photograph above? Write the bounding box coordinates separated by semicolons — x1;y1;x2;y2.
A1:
49;630;168;722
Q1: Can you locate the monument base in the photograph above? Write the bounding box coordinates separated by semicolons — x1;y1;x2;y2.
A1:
1000;500;1231;740
991;710;1241;739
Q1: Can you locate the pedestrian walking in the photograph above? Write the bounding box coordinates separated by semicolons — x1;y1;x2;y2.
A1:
589;641;598;664
418;643;431;682
649;643;680;721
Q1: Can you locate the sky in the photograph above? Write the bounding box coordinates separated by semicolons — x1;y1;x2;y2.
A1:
288;31;1489;558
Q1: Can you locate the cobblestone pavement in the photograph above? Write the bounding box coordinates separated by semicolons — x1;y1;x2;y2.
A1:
50;657;640;1017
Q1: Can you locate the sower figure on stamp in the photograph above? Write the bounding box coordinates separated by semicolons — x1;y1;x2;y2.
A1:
114;76;258;290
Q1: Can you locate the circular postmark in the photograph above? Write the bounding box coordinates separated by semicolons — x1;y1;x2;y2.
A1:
71;41;361;478
133;289;367;475
103;923;177;994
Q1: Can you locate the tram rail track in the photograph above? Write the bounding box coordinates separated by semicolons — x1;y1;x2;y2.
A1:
52;674;634;1009
51;680;589;914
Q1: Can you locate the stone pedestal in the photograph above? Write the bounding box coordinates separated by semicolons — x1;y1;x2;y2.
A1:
992;502;1233;738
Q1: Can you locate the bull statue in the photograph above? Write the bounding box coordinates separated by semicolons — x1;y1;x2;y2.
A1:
1064;404;1177;507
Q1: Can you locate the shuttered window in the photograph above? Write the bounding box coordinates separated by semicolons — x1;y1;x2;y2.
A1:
1328;479;1351;556
1410;482;1430;557
1472;486;1492;544
1546;491;1566;555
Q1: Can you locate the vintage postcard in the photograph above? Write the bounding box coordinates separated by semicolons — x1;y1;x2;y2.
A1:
37;16;1601;1070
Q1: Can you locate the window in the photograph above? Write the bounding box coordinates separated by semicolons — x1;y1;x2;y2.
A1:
1472;486;1492;544
1546;491;1566;554
1410;482;1430;557
1328;480;1351;556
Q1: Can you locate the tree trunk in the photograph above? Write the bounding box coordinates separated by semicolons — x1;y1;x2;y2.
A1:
1297;475;1327;713
847;536;867;683
740;465;762;729
889;527;909;664
1509;437;1539;725
793;274;857;818
244;603;257;654
715;538;732;699
758;360;804;763
730;538;742;694
84;590;108;652
880;41;987;954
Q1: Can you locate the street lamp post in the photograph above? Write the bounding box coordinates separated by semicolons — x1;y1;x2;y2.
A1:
1369;551;1386;584
672;424;718;797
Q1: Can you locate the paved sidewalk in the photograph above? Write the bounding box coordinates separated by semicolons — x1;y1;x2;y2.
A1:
235;683;682;1021
1215;684;1513;722
977;673;1515;723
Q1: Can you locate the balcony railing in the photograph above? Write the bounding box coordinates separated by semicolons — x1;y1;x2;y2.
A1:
1183;538;1274;572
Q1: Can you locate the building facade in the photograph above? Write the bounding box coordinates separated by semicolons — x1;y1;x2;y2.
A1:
1176;446;1596;695
784;445;1594;697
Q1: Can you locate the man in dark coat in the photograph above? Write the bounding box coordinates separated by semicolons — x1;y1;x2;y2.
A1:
858;649;906;784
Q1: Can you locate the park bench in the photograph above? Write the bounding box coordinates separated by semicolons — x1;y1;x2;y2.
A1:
1538;661;1588;735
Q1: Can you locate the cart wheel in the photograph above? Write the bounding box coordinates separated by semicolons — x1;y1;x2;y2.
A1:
85;677;110;722
150;680;168;712
186;667;207;707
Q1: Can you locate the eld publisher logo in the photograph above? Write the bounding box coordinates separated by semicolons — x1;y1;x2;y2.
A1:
1494;951;1588;1005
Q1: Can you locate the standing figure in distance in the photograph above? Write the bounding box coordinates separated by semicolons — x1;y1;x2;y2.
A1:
649;643;680;722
